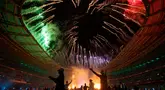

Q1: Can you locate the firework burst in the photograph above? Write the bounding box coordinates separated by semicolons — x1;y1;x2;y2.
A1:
21;0;147;68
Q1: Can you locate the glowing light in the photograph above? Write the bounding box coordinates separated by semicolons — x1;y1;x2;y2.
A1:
21;0;144;66
94;83;101;89
127;0;142;5
72;84;76;89
22;0;62;58
121;0;146;25
68;67;100;89
21;6;43;15
41;23;61;49
72;75;75;79
68;86;71;89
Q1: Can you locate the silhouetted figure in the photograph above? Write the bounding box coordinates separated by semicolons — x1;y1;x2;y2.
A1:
114;85;118;90
74;86;77;90
84;83;88;90
44;88;49;90
80;85;83;90
89;68;108;90
89;79;94;90
108;86;111;90
133;86;139;90
65;80;72;90
49;68;65;90
119;82;124;90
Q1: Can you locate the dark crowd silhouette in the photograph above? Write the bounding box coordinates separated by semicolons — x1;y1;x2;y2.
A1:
49;68;65;90
47;67;142;90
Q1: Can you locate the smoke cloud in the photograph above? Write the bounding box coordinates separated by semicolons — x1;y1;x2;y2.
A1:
67;67;100;89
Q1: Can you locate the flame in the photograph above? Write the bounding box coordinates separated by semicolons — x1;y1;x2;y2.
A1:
67;67;101;89
68;86;71;89
94;83;101;89
72;84;76;89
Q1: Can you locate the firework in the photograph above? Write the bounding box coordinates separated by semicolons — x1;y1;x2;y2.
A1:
21;0;146;68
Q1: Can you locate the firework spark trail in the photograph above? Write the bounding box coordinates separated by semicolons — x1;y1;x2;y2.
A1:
96;34;110;46
93;39;101;48
30;22;44;31
77;44;81;65
97;34;110;44
87;53;90;68
65;33;73;40
82;47;84;66
68;38;77;58
111;5;146;16
77;0;81;6
83;48;88;67
75;44;78;64
89;50;92;67
72;38;77;64
103;21;128;42
48;20;53;24
102;25;121;40
79;45;83;66
96;3;108;12
47;0;63;2
68;39;74;55
87;0;98;13
43;15;55;23
83;48;86;66
93;53;97;68
96;34;114;49
91;53;95;68
111;8;141;26
65;32;75;39
24;0;45;4
94;52;99;68
74;0;81;6
102;26;125;43
90;7;96;14
21;6;42;15
67;37;75;56
67;35;74;45
90;52;94;67
65;26;79;35
96;34;111;48
40;1;62;9
94;36;105;48
25;6;55;25
72;0;77;8
118;28;131;39
96;1;110;12
95;40;101;49
116;3;145;10
96;34;107;42
109;15;135;34
42;6;56;13
80;45;83;65
98;57;101;67
69;43;74;59
66;31;77;40
94;36;109;55
25;14;43;25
